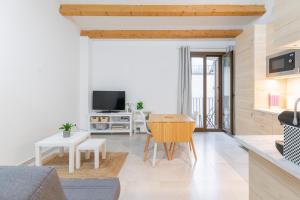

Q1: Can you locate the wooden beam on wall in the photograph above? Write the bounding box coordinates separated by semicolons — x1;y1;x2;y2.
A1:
80;30;242;39
60;4;265;17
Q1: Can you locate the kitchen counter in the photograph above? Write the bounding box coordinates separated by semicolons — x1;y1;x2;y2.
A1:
236;135;300;200
254;108;284;115
236;135;300;180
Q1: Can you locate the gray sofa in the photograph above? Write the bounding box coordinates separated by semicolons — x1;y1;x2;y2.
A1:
0;166;120;200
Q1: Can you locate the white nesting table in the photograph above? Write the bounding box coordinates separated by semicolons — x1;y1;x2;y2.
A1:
35;131;90;173
76;139;106;169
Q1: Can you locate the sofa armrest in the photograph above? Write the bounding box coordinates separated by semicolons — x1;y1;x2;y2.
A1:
61;178;120;200
0;166;66;200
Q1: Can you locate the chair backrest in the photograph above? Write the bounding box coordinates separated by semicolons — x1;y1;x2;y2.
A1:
136;111;151;134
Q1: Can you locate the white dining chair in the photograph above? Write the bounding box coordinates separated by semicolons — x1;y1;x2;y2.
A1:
139;111;153;161
141;111;170;166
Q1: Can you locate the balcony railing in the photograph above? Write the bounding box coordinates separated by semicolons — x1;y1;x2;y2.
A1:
192;97;217;129
192;64;216;75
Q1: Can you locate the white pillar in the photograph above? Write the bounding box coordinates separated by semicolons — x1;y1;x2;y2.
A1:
79;36;90;130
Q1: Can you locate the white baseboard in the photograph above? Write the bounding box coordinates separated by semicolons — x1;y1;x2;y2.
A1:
20;147;59;166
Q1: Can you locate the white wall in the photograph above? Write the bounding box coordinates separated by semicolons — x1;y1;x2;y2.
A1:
79;37;91;130
0;1;79;164
89;40;234;114
286;78;300;110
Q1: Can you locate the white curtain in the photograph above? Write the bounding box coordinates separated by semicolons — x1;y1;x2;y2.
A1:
177;46;192;117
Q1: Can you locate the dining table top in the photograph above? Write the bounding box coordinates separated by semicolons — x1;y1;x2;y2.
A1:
148;114;195;123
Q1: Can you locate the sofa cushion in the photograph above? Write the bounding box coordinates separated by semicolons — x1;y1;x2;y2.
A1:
0;166;66;200
61;178;120;200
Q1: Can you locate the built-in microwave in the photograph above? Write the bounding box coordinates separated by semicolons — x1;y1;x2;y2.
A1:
267;49;300;78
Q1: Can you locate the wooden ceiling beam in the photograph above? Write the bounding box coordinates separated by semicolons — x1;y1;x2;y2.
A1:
60;4;265;17
80;30;242;39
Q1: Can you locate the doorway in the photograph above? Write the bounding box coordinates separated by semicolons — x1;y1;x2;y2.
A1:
191;52;234;133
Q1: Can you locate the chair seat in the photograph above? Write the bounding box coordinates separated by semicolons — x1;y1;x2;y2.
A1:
77;139;106;150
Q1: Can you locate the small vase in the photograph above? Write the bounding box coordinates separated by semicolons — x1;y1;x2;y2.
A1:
63;130;71;138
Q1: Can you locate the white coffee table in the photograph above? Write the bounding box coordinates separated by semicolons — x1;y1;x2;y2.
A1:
35;131;90;173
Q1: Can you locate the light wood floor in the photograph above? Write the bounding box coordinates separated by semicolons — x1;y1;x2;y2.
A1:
93;132;249;200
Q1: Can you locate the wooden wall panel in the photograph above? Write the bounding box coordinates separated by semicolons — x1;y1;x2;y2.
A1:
268;0;300;52
234;27;255;134
234;25;282;135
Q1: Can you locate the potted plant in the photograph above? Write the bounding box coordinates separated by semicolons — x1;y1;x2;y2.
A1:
59;123;76;138
136;101;144;110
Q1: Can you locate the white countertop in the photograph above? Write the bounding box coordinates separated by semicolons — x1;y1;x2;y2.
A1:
235;135;300;180
254;108;284;115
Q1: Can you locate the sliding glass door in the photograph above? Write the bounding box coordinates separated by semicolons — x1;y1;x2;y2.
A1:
222;51;234;134
191;56;204;129
191;53;222;131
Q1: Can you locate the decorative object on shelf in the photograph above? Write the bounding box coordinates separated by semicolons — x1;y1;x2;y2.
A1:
90;116;99;123
59;122;76;138
95;124;109;130
126;102;134;112
269;92;280;110
99;116;109;122
120;116;130;122
136;101;144;110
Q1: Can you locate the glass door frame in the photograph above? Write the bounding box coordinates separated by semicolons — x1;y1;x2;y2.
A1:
191;52;224;132
221;51;235;135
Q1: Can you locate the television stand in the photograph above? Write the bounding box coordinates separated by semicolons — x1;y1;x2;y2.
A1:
89;112;133;136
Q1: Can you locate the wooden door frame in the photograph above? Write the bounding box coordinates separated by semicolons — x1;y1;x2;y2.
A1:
191;52;224;132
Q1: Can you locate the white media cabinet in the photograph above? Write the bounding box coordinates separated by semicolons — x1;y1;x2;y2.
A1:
88;112;133;136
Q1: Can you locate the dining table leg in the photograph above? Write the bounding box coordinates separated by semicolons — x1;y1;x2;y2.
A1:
163;143;170;160
152;143;157;167
171;143;177;160
169;142;173;152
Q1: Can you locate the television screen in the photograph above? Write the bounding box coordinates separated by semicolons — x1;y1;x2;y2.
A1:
92;91;125;111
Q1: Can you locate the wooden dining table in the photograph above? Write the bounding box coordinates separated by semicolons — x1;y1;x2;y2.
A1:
147;114;197;166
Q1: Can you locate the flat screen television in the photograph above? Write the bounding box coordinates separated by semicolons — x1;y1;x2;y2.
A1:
92;91;125;111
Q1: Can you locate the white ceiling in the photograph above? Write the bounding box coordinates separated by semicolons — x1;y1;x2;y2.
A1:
61;0;271;30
